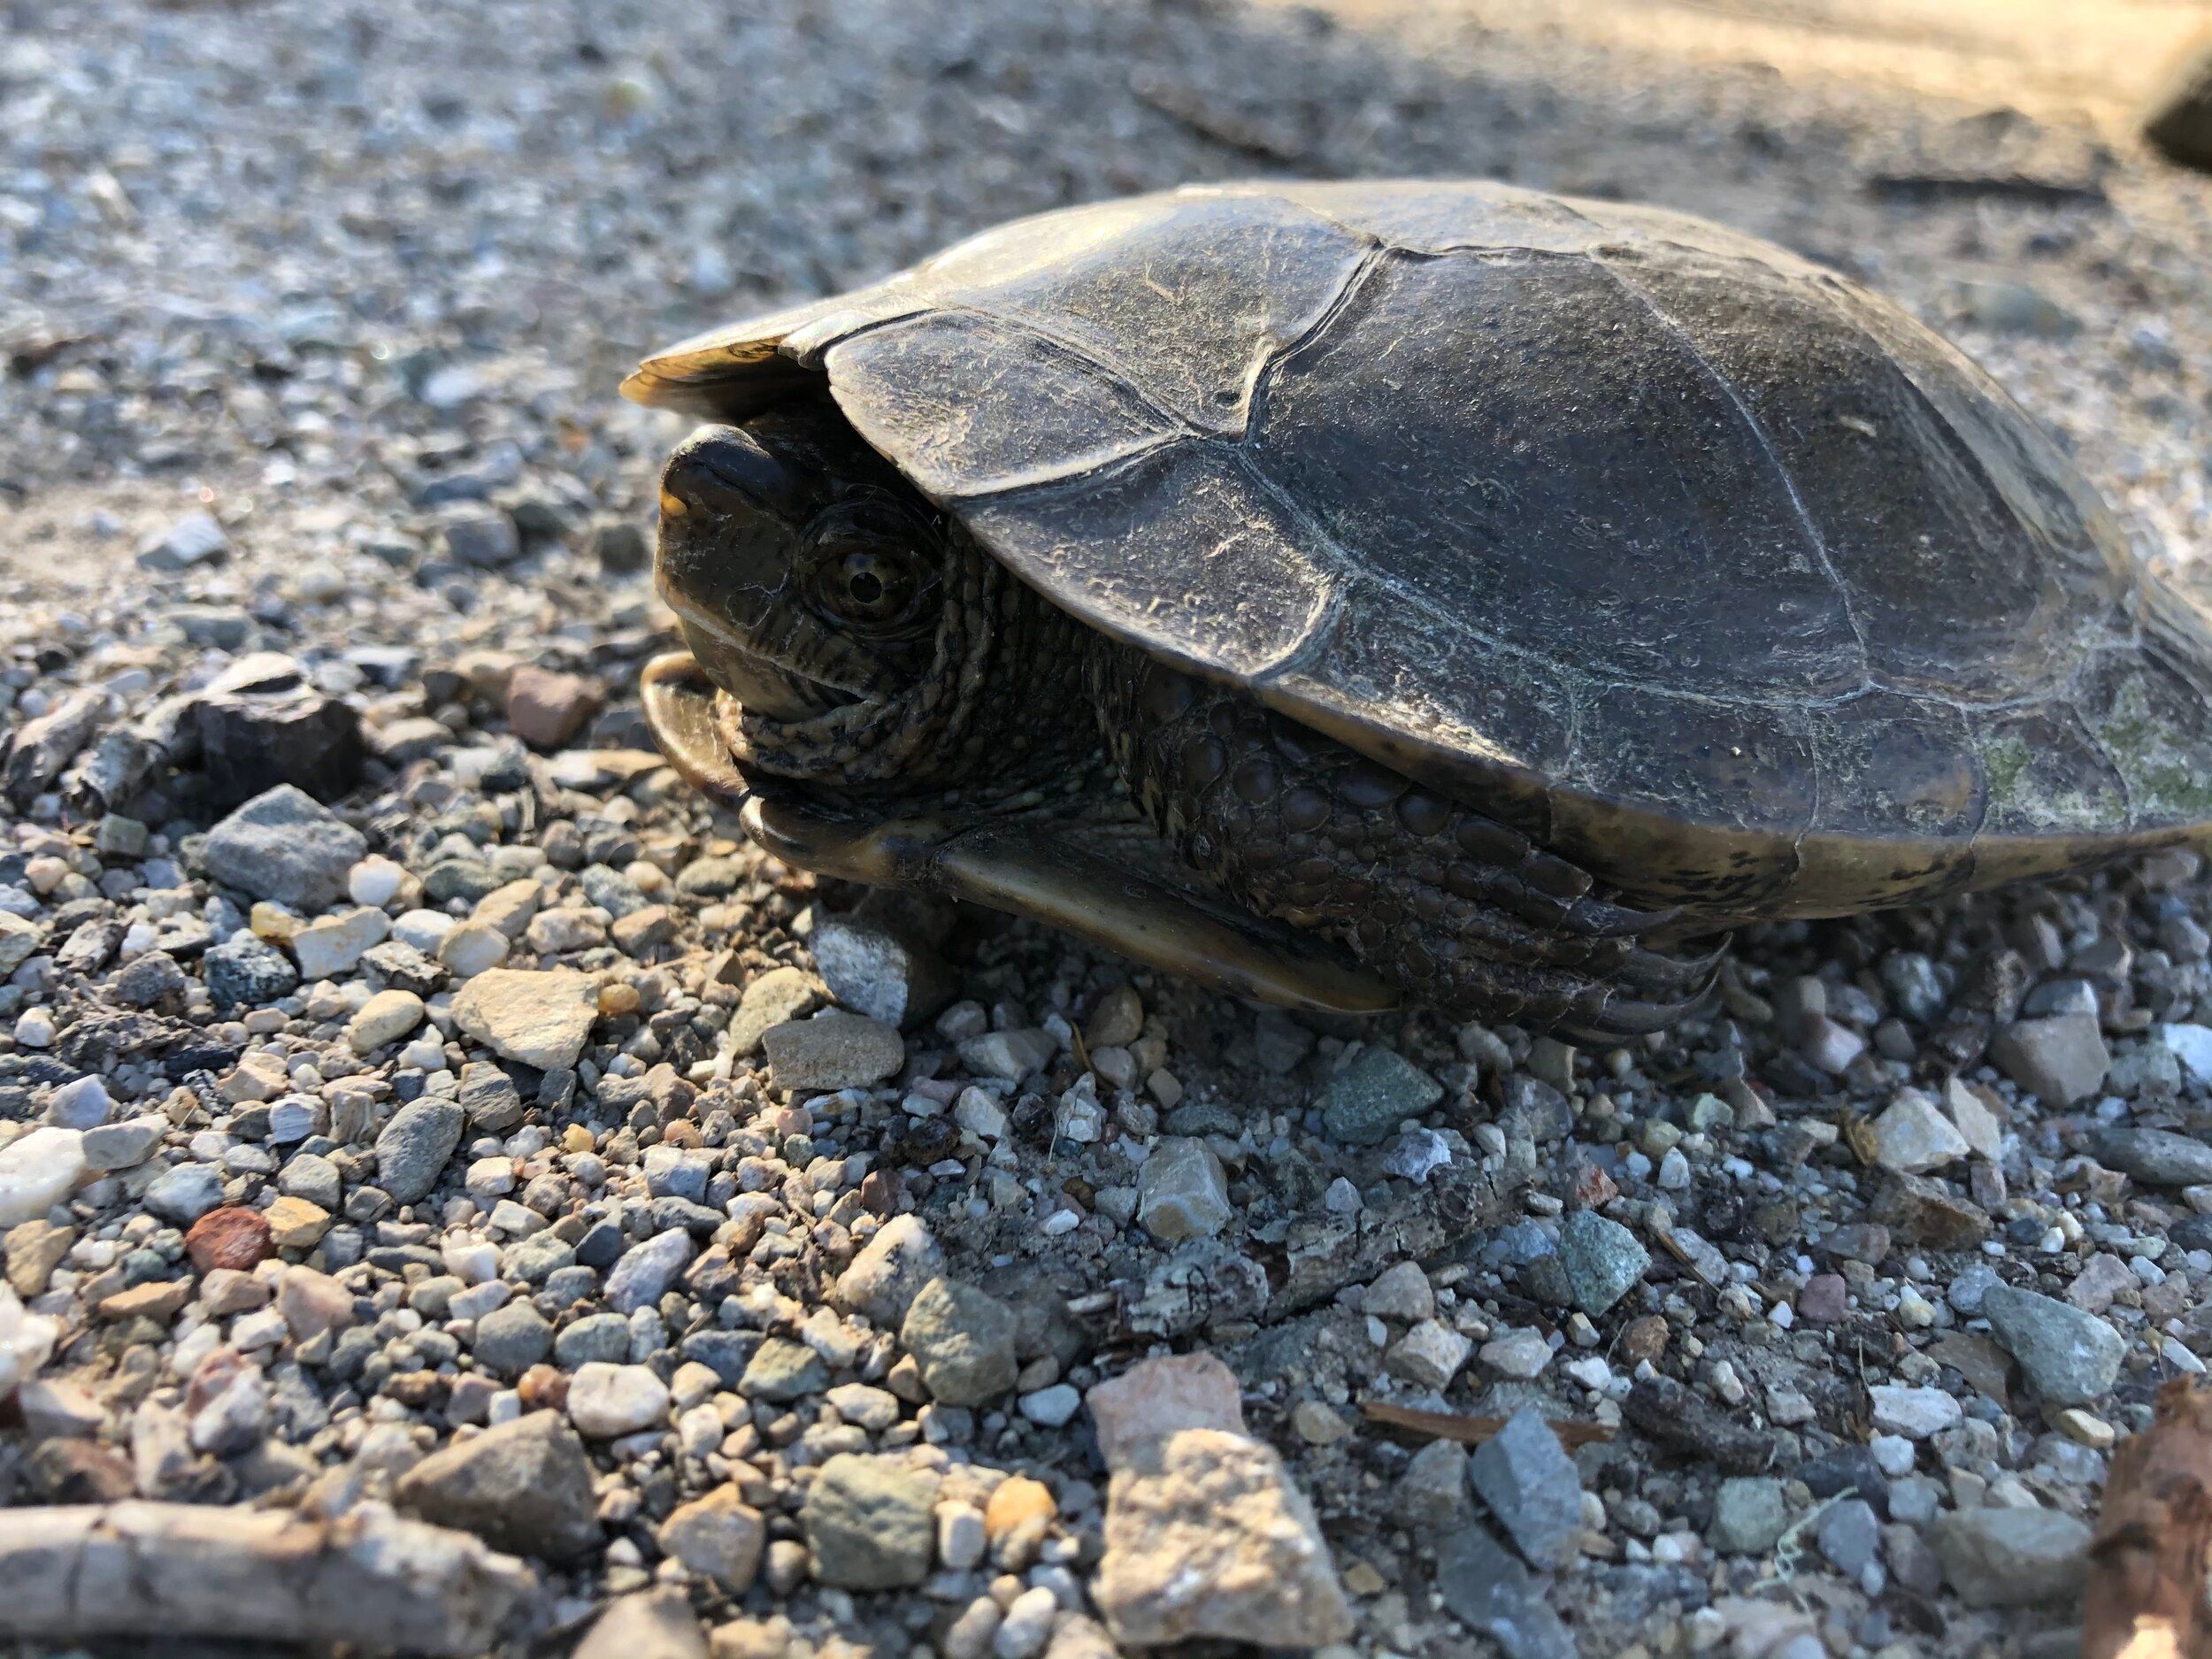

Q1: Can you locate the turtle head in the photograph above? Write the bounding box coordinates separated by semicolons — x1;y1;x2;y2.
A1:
655;404;949;724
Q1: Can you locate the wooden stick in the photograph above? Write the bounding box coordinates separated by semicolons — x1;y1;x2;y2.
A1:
2085;1378;2212;1659
0;1502;538;1655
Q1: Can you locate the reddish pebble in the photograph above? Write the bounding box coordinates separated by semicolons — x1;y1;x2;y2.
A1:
1798;1273;1850;1324
185;1206;272;1273
518;1363;570;1412
1572;1163;1619;1209
1617;1314;1671;1367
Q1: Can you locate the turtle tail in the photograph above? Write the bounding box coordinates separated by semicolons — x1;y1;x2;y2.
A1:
1087;640;1724;1041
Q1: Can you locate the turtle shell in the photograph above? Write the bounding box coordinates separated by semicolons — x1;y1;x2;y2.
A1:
625;180;2212;920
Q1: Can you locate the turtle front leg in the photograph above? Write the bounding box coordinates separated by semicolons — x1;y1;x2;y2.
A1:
1089;645;1724;1040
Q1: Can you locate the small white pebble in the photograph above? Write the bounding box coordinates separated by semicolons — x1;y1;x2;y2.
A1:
349;856;405;908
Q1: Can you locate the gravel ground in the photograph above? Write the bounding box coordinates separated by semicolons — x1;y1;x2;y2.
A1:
4;3;2212;1657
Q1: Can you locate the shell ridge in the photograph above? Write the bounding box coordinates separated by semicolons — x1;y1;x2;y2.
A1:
1592;253;1875;690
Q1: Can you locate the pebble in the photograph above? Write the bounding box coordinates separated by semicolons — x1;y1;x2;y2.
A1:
451;969;600;1070
1981;1284;2125;1407
395;1409;603;1559
0;1128;84;1228
2085;1125;2212;1187
567;1363;671;1438
374;1098;465;1205
203;936;301;1007
803;1453;939;1589
1925;1508;2091;1607
956;1027;1056;1083
902;1277;1021;1405
142;1163;226;1225
199;784;366;911
1086;1352;1245;1470
1135;1136;1232;1241
833;1214;946;1325
1433;1525;1574;1659
1317;1045;1444;1146
1868;1384;1963;1440
726;967;818;1056
1868;1087;1969;1172
761;1011;906;1089
1556;1209;1650;1315
1386;1318;1473;1388
1816;1497;1880;1577
1989;1013;2109;1106
811;910;955;1029
657;1486;766;1593
572;1589;707;1659
347;987;426;1053
291;907;390;979
1469;1407;1584;1571
1711;1477;1793;1554
605;1230;694;1314
1094;1425;1351;1648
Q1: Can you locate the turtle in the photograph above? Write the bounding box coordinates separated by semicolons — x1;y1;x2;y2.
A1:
621;179;2212;1040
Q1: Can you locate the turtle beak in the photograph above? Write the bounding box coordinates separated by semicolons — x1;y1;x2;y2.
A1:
655;426;849;723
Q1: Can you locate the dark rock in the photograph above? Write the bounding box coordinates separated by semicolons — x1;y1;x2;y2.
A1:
1624;1376;1775;1474
1434;1525;1574;1659
394;1409;602;1559
193;653;365;807
203;936;301;1009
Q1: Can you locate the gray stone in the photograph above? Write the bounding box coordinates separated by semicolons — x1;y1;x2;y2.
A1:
803;1453;938;1589
556;1313;634;1368
1137;1136;1233;1242
138;509;229;571
726;967;817;1057
605;1229;693;1315
1395;1438;1471;1530
1816;1497;1880;1577
833;1214;944;1325
1468;1407;1583;1571
900;1277;1019;1406
457;1062;524;1133
505;1232;574;1285
279;1152;342;1210
1434;1524;1574;1659
1982;1285;2125;1407
2085;1125;2212;1187
1556;1209;1649;1316
956;1026;1056;1083
203;935;300;1009
811;911;955;1029
1710;1477;1793;1555
395;1409;602;1559
1989;1014;2109;1107
374;1098;465;1205
1318;1045;1443;1146
740;1338;829;1403
81;1117;164;1171
762;1011;905;1089
111;949;188;1009
1867;1088;1968;1172
472;1301;552;1378
572;1588;707;1659
1926;1508;2091;1608
200;785;366;911
142;1163;226;1225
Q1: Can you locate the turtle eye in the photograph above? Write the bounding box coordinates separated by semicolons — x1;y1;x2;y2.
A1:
811;541;930;630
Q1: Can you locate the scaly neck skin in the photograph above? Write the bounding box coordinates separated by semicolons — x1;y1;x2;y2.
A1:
724;526;1102;811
